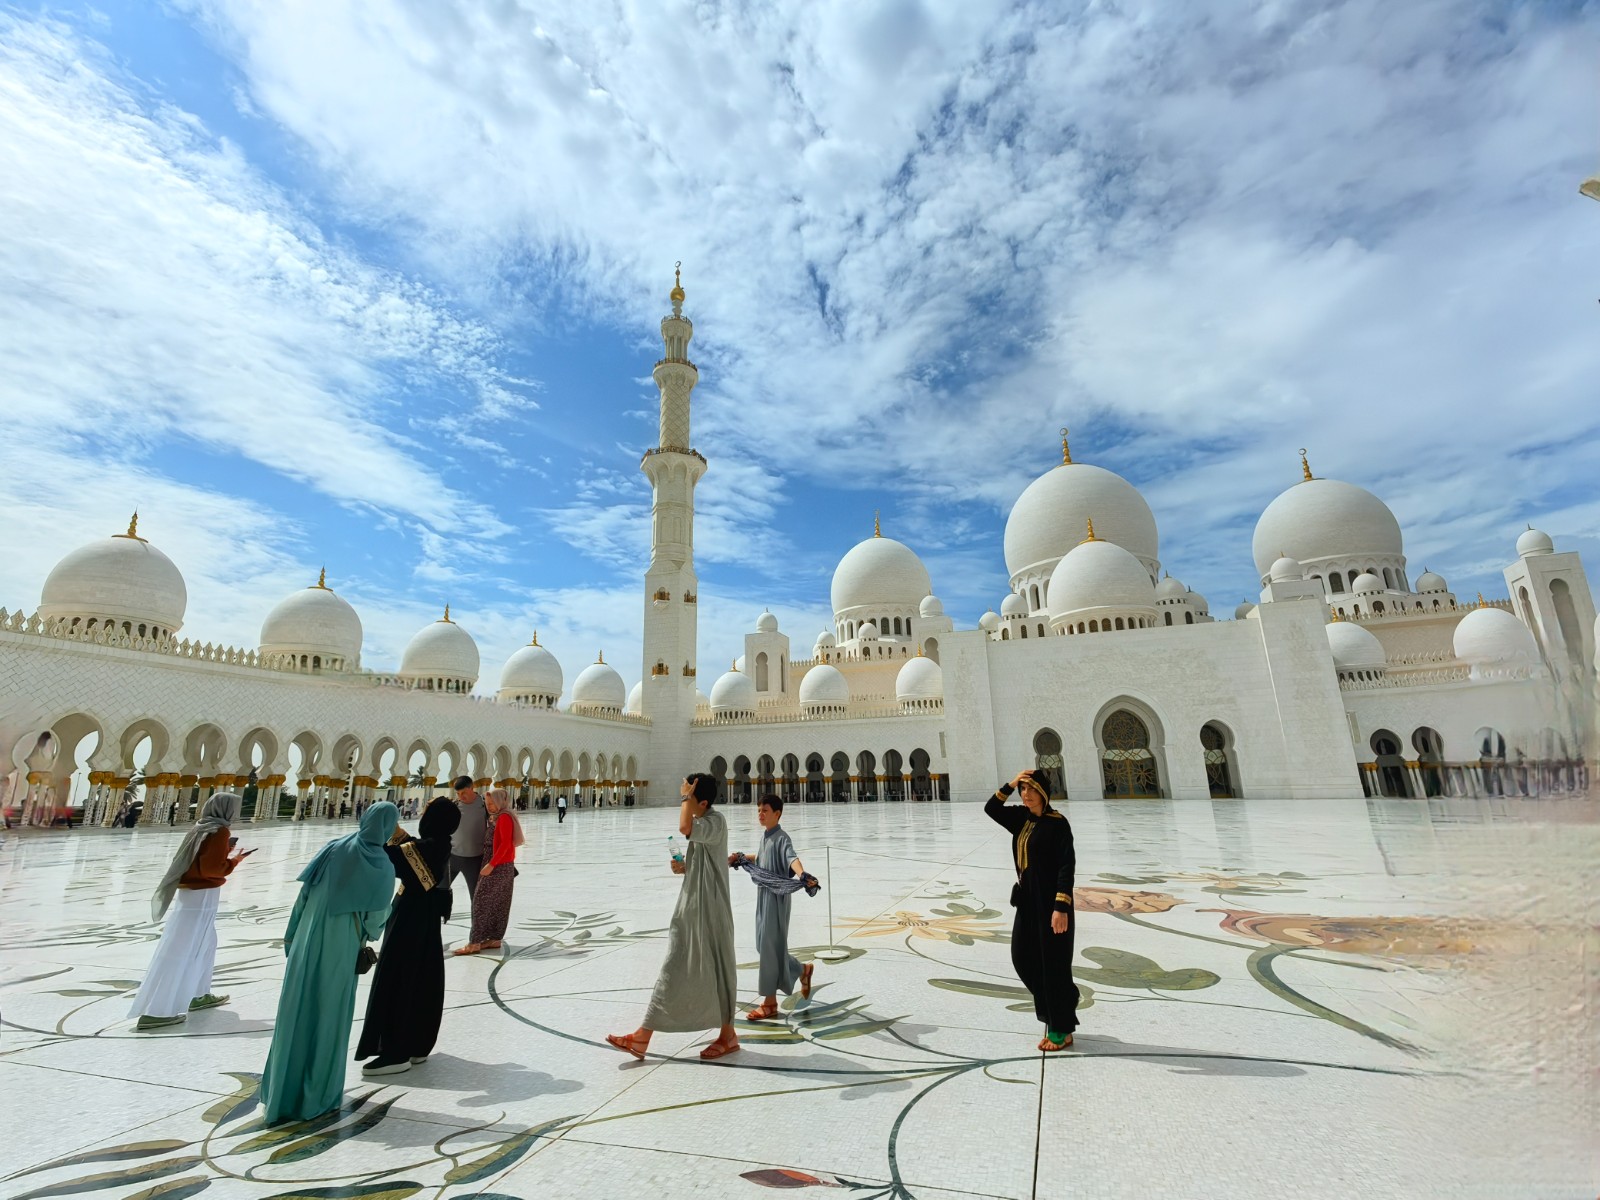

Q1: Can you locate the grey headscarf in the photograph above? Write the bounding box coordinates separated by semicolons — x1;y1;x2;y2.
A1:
150;791;242;921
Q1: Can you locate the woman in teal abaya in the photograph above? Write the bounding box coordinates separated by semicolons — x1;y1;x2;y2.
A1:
260;802;399;1124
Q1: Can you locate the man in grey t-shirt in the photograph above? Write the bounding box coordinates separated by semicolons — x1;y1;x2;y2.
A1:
448;776;488;904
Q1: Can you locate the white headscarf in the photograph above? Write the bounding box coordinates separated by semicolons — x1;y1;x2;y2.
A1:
150;791;242;921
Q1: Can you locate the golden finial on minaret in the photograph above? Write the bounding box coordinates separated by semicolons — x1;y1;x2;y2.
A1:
315;567;328;589
1082;517;1101;543
1299;448;1314;482
670;261;685;315
114;511;147;542
441;604;452;623
874;509;882;538
1060;427;1072;465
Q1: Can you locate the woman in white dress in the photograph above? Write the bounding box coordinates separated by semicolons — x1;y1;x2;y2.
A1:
129;791;252;1031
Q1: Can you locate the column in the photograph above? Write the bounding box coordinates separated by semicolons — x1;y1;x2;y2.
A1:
1403;762;1426;800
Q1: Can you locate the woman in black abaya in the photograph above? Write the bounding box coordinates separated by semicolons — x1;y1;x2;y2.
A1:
355;797;460;1075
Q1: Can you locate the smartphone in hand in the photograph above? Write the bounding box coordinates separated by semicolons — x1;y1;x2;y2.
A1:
228;836;239;847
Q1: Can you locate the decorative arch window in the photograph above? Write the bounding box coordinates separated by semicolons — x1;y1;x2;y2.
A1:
1330;571;1344;592
1184;612;1194;624
1114;617;1125;630
1164;612;1173;626
1101;710;1160;798
1201;722;1236;797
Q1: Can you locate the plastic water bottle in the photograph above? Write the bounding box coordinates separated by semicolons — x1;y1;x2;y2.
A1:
669;836;684;865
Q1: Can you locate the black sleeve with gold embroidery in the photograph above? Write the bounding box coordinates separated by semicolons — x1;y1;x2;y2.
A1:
1052;820;1075;913
984;783;1027;834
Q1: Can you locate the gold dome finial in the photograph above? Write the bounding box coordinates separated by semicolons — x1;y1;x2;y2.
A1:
529;630;539;646
597;649;605;664
1329;607;1342;622
1060;427;1072;465
441;604;452;623
114;511;147;542
315;566;328;589
669;261;685;313
1082;517;1101;543
732;658;738;671
874;509;881;538
1476;592;1486;608
1299;448;1314;482
915;643;924;657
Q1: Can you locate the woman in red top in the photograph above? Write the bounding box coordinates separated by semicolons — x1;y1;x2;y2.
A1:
455;789;523;955
130;791;252;1030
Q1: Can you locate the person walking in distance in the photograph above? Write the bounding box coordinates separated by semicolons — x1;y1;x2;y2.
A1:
557;792;567;824
447;777;487;918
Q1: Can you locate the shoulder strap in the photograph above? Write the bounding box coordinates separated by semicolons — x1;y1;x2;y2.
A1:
399;840;437;891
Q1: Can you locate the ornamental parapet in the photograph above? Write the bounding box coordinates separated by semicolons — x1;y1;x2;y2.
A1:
691;702;941;728
1338;664;1473;691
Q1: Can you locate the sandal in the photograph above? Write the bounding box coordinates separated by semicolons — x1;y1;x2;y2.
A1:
699;1039;740;1061
605;1033;648;1060
481;940;503;950
744;1001;779;1022
799;962;815;1000
452;944;482;956
1038;1034;1073;1052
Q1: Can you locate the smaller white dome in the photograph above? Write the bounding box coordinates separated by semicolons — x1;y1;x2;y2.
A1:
570;656;626;712
978;609;1001;632
831;534;932;615
1415;569;1448;593
1351;572;1384;595
709;666;757;713
857;621;880;642
814;629;836;648
756;609;779;633
1269;556;1304;583
1155;575;1186;600
1188;589;1209;614
735;654;746;671
40;517;188;634
1046;538;1158;618
625;681;643;715
1326;621;1386;671
259;575;362;667
919;594;944;617
799;663;850;708
1234;601;1255;620
498;636;563;698
400;612;480;684
1453;607;1538;665
695;688;710;710
896;654;943;702
1516;527;1554;556
1001;592;1028;617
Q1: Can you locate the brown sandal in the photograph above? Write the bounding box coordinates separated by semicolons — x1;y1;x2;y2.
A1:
452;944;482;956
799;962;815;1000
744;1001;779;1022
605;1033;648;1060
699;1039;740;1060
1038;1034;1073;1052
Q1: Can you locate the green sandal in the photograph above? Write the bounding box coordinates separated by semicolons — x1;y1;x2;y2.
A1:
189;993;229;1011
136;1014;187;1031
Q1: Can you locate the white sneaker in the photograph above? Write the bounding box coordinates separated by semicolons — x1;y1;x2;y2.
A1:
408;1056;429;1064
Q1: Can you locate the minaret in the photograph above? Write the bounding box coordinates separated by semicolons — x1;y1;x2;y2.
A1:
640;265;707;803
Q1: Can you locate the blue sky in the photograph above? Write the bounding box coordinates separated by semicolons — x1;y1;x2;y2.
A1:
2;0;1597;696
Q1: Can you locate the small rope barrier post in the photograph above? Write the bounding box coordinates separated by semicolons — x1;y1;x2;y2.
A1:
813;845;851;963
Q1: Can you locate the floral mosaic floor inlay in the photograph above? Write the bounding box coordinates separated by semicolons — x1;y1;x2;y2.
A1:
1;797;1594;1199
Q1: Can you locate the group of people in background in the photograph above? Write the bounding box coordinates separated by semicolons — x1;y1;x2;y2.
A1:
127;764;1077;1125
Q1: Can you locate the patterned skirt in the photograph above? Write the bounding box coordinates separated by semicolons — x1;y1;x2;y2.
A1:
469;855;515;943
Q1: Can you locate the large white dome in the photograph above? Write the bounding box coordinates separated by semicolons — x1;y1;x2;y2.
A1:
1047;538;1158;618
570;657;626;711
1252;476;1403;577
1326;621;1386;670
1452;607;1538;665
498;636;563;699
1004;461;1159;581
799;663;850;708
709;666;757;714
40;516;187;635
399;612;480;683
895;654;943;702
259;574;362;667
831;534;931;615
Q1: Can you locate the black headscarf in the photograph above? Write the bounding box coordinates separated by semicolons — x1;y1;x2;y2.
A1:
415;797;461;875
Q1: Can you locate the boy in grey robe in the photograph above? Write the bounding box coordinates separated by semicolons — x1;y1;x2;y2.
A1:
735;794;815;1021
606;773;740;1061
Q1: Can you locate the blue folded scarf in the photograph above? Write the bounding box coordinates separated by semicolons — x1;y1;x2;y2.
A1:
732;853;820;897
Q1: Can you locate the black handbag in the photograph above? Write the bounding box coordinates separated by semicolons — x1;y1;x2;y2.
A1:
354;915;378;974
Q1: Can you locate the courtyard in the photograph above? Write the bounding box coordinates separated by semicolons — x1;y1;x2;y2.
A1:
0;796;1593;1199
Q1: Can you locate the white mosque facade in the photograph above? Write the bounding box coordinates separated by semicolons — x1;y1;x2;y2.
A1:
2;280;1595;825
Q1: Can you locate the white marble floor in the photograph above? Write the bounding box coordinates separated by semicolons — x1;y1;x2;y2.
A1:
1;796;1595;1200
